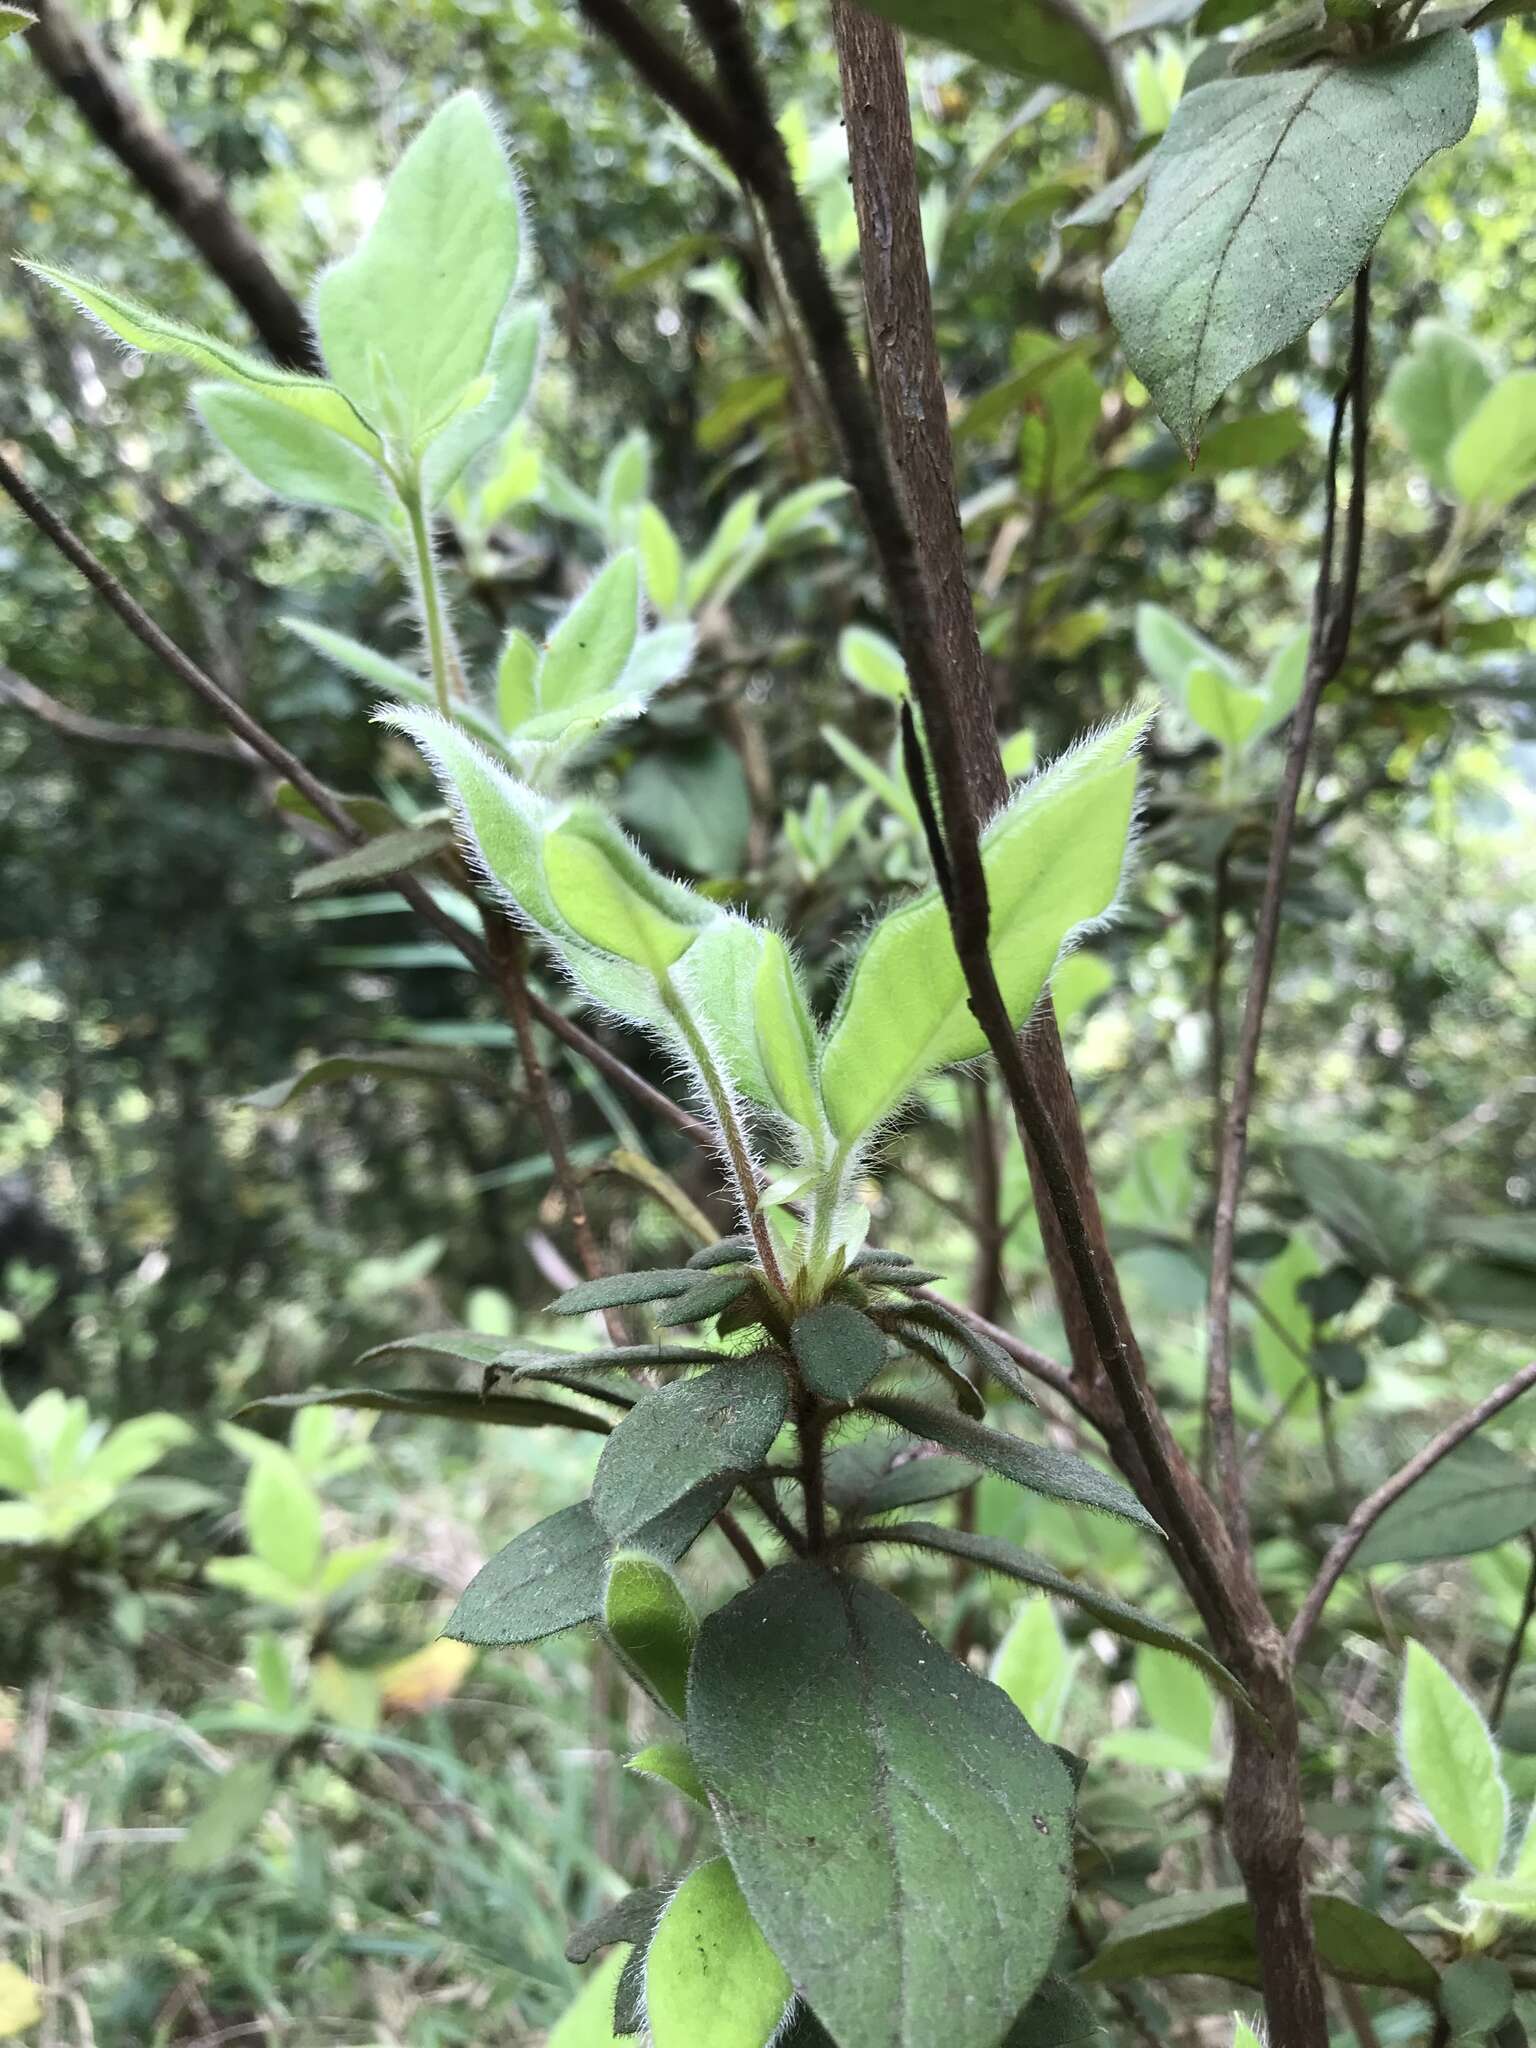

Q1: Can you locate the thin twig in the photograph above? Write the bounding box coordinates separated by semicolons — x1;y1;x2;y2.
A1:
0;661;241;758
1288;1357;1536;1656
1491;1535;1536;1729
1206;266;1372;1542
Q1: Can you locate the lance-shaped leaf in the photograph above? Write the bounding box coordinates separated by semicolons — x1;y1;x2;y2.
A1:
646;1857;794;2048
655;1267;756;1327
550;1268;698;1315
604;1552;697;1717
821;715;1144;1143
19;259;381;453
688;1564;1075;2048
791;1303;888;1403
688;1236;756;1271
854;0;1120;105
446;1484;727;1646
847;1521;1249;1712
286;618;504;757
592;1359;789;1542
290;820;456;899
824;1439;979;1517
881;1296;1038;1405
315;92;522;437
1400;1641;1507;1875
860;1392;1159;1532
423;303;542;506
238;1384;612;1437
1354;1436;1536;1567
1078;1887;1437;1994
1105;32;1479;455
537;554;641;712
245;1049;496;1111
193;383;393;524
754;932;826;1137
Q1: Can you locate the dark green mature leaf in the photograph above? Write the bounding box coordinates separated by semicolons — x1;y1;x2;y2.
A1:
792;1303;888;1403
1434;1260;1536;1336
566;1885;671;1966
687;1236;756;1270
855;0;1121;104
356;1330;714;1380
1442;1958;1515;2039
861;1392;1160;1532
688;1564;1075;2048
884;1298;1040;1406
592;1360;789;1541
290;820;455;899
655;1267;756;1327
1284;1144;1430;1279
852;1522;1249;1713
551;1269;698;1315
1434;1216;1536;1273
824;1439;980;1517
1079;1887;1437;1994
1104;32;1479;454
1004;1974;1099;2048
238;1385;611;1437
1354;1437;1536;1567
446;1486;727;1646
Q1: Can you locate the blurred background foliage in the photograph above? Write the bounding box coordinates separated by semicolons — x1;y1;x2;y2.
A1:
1;0;1533;2041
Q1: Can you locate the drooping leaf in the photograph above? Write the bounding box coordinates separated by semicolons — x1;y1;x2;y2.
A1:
1400;1641;1508;1875
884;1296;1040;1406
604;1552;698;1717
245;1049;493;1111
446;1486;727;1646
591;1360;789;1542
237;1384;612;1437
315;92;522;437
823;1440;979;1518
860;1393;1160;1531
567;1886;672;1967
853;0;1121;107
1353;1436;1536;1567
1104;33;1479;454
290;820;455;899
821;715;1145;1142
645;1857;795;2048
1283;1143;1429;1280
1434;1259;1536;1337
1079;1887;1437;1994
688;1563;1075;2048
847;1521;1247;1709
194;383;392;522
791;1303;888;1403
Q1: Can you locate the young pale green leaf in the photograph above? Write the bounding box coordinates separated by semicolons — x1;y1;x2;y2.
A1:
752;933;826;1137
1183;667;1273;753
821;715;1145;1142
1400;1641;1508;1875
172;1759;278;1874
545;1951;629;2048
193;383;393;523
538;554;641;713
1383;320;1494;492
1;7;36;39
591;1359;789;1542
542;801;713;975
791;1303;888;1403
19;259;381;454
992;1596;1076;1742
243;1450;324;1588
1448;372;1536;511
761;478;849;550
848;1522;1249;1710
497;628;539;731
446;1485;727;1646
854;0;1119;104
604;1551;697;1717
637;502;685;617
290;619;509;754
860;1392;1159;1531
685;488;761;610
626;1741;710;1808
315;93;522;437
838;625;909;702
687;1563;1075;2048
601;430;651;543
1137;1644;1216;1753
821;724;921;831
646;1858;794;2048
1136;603;1250;703
1259;628;1309;730
422;303;542;507
1104;33;1479;455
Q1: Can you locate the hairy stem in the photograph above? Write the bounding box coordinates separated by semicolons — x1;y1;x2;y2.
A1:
404;475;465;714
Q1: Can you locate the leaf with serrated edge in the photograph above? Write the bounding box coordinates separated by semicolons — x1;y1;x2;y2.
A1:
688;1563;1074;2048
1104;33;1478;455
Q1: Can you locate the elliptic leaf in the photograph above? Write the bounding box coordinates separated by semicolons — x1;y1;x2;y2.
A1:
1440;1958;1514;2040
839;625;908;701
638;503;685;616
605;1551;698;1717
1353;1436;1536;1567
853;0;1121;105
688;1564;1075;2048
446;1487;727;1647
1400;1642;1507;1875
238;1384;611;1437
645;1858;794;2048
1383;320;1494;491
821;715;1144;1142
550;1268;698;1316
290;820;455;899
542;802;712;974
626;1741;709;1808
1448;372;1536;511
1104;33;1479;454
791;1303;888;1403
194;383;392;523
315;92;522;436
1284;1143;1429;1280
592;1360;789;1542
1079;1887;1437;1993
538;554;641;713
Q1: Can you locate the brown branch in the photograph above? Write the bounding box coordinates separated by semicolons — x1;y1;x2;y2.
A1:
1288;1357;1536;1656
1206;265;1372;1541
0;661;241;759
22;0;318;372
0;445;710;1149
